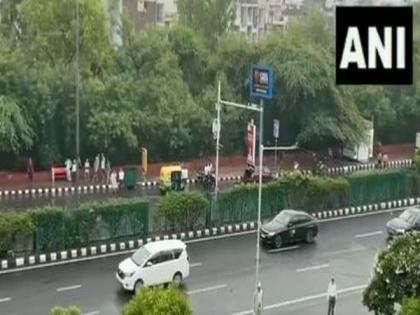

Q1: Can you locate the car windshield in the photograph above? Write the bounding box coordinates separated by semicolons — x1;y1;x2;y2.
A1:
400;209;419;225
131;247;150;266
274;212;292;225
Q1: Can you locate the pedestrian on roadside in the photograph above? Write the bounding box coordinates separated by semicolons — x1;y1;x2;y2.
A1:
327;277;337;315
110;168;118;190
118;167;125;190
105;159;111;185
293;160;299;171
92;154;100;183
27;157;34;187
100;153;106;183
71;159;77;184
253;282;263;315
84;158;90;181
65;158;72;182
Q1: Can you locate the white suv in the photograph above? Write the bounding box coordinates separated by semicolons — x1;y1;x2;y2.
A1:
116;240;190;293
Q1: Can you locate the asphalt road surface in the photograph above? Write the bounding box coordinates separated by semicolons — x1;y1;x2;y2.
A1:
0;181;234;212
0;210;400;315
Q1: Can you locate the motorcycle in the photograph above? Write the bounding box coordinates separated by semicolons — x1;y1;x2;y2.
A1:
197;171;216;190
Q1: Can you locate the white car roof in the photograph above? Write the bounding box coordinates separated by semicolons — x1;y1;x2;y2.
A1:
144;240;186;254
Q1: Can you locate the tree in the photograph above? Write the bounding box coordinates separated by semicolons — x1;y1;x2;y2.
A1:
177;0;236;47
18;0;111;70
363;234;420;315
122;286;192;315
0;95;33;153
50;306;81;315
398;298;420;315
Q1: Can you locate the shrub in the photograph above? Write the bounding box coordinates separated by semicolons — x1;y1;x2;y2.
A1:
0;212;34;257
33;199;150;253
278;173;349;211
398;297;420;315
50;306;81;315
156;192;208;233
122;286;192;315
363;234;420;315
415;149;420;172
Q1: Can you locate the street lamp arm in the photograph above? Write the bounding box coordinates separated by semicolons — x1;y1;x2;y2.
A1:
219;99;262;112
262;143;299;151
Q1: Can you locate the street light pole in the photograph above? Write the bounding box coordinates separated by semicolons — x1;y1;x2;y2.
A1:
255;98;264;292
215;81;221;197
75;0;80;162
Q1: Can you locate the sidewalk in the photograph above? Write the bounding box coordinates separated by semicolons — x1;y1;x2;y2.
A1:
0;143;414;191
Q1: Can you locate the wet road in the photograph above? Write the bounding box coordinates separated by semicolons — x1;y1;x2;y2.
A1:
0;209;399;315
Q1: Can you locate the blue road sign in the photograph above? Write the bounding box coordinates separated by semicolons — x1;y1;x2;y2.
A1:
250;65;273;100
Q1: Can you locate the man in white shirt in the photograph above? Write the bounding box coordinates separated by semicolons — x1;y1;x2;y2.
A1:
253;282;263;315
327;277;337;315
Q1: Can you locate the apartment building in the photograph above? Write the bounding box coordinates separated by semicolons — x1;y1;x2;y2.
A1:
123;0;177;32
234;0;298;41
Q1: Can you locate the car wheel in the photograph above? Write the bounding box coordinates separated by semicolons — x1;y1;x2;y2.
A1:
172;272;183;287
274;235;282;249
134;280;144;294
305;229;314;244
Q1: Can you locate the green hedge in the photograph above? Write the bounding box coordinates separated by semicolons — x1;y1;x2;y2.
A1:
347;170;407;206
0;212;34;257
279;173;349;211
155;192;208;233
415;149;420;172
209;181;285;226
33;199;150;253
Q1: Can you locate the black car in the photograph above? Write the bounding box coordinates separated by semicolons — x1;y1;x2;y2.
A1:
386;207;420;238
260;210;319;248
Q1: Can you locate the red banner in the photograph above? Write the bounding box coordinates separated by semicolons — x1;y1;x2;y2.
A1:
246;122;256;165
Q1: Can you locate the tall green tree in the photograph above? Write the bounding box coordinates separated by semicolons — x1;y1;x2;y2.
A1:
177;0;236;47
363;234;420;315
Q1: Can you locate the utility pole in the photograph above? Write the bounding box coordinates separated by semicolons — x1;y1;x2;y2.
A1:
255;98;264;292
75;0;80;203
215;81;221;197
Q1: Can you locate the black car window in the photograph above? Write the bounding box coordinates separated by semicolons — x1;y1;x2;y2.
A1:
275;212;292;225
173;249;183;259
400;210;418;225
149;251;173;265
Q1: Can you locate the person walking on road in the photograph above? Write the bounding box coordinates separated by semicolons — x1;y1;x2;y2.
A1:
105;158;111;185
92;154;100;183
327;277;337;315
71;159;77;184
100;153;106;183
27;157;34;187
253;282;263;315
84;158;90;181
65;158;72;182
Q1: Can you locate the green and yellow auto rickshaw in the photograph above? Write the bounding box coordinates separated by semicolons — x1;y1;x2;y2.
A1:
159;165;187;195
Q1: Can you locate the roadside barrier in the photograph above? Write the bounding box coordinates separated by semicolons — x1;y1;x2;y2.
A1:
1;196;419;272
0;159;414;198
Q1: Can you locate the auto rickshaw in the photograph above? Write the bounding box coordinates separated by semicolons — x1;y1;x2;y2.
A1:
159;165;187;195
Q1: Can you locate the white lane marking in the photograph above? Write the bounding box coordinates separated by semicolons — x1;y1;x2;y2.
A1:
268;246;299;253
296;264;329;273
0;297;11;303
56;284;82;292
187;284;227;295
321;247;366;257
355;231;383;239
230;284;367;315
190;262;202;268
186;230;255;244
83;311;100;315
